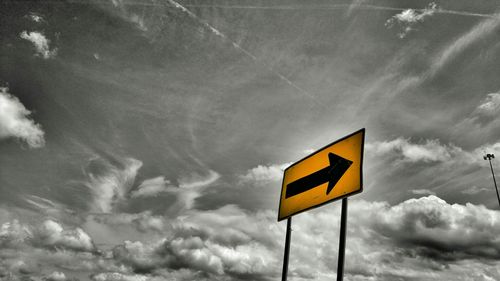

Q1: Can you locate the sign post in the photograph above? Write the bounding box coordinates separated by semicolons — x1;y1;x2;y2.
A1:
278;128;365;280
336;198;348;281
281;217;292;281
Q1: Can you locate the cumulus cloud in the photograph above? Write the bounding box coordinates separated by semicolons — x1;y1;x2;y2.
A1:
0;86;45;148
385;2;438;38
111;205;280;280
45;271;67;281
34;220;95;252
0;219;32;248
367;137;500;168
366;137;465;163
371;196;500;260
1;219;96;252
20;31;57;59
240;163;291;182
0;220;95;252
4;196;500;280
99;197;500;280
85;157;143;213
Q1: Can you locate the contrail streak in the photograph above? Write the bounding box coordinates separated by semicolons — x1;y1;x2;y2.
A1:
166;0;319;103
180;4;497;18
5;1;497;19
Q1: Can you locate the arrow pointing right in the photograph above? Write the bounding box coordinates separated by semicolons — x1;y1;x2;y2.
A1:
285;153;352;199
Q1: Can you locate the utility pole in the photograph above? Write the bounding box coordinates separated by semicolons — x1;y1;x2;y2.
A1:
483;153;500;208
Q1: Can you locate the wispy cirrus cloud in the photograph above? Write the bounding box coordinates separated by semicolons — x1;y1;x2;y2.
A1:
0;86;45;148
85;157;143;213
109;0;148;31
411;189;436;196
476;93;500;115
462;185;490;195
429;15;500;77
130;176;172;198
129;170;220;212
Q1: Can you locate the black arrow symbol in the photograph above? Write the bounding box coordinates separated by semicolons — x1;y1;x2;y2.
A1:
285;153;353;199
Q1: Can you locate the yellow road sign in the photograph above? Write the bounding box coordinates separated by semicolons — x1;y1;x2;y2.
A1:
278;129;365;221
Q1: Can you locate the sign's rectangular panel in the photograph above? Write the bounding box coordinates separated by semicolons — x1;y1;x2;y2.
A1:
278;129;365;221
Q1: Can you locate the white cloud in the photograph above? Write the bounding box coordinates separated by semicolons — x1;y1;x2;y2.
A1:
102;197;500;280
411;189;436;196
0;219;32;248
90;211;165;233
476;93;500;115
462;185;490;195
178;170;220;189
128;14;147;31
429;15;500;77
130;176;172;198
109;0;148;31
0;86;45;148
91;272;148;281
28;13;44;23
371;196;500;260
85;158;143;213
366;137;464;163
111;205;280;280
170;170;220;212
130;169;220;201
20;31;57;59
35;219;95;252
45;271;66;281
240;163;291;182
386;2;438;38
4;196;500;280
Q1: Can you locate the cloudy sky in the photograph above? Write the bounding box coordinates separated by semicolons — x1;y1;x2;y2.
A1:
2;0;500;280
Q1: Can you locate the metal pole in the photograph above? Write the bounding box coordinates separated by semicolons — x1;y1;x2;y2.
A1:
281;217;292;281
488;159;500;207
337;198;348;281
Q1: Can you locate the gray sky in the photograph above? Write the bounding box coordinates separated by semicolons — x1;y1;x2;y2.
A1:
2;0;500;280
